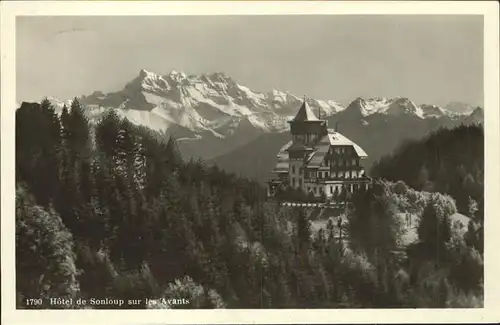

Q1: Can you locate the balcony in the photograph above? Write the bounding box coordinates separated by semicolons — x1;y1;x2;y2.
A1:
303;175;371;184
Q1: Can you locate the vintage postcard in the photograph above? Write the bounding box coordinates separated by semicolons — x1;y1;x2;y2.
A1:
1;1;499;324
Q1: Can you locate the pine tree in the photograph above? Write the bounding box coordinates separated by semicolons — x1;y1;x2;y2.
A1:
165;136;183;170
95;109;121;158
296;208;311;249
417;193;455;260
68;97;91;160
60;104;71;141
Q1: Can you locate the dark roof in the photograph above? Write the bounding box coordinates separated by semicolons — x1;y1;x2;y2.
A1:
291;100;319;122
304;135;330;169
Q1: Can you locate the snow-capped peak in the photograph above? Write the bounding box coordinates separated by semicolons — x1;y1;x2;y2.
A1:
165;70;188;82
346;97;437;119
46;96;72;111
344;96;476;120
139;68;154;77
444;101;476;115
419;104;449;118
62;69;346;137
385;97;423;117
347;97;392;117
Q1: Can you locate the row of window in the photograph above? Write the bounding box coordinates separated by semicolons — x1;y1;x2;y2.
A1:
292;163;360;176
291;176;368;194
330;147;351;155
326;158;359;167
293;133;319;145
304;183;368;195
305;170;362;179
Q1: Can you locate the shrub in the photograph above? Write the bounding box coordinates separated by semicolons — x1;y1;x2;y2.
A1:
150;276;226;309
16;186;80;308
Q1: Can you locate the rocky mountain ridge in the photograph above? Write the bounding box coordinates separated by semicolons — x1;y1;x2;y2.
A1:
39;69;481;160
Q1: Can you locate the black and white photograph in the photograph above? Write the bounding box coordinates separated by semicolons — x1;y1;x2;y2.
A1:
1;1;500;324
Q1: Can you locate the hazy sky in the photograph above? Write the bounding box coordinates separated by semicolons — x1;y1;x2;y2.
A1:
17;15;483;107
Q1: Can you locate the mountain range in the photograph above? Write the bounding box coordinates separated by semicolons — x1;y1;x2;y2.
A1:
47;69;347;159
40;69;482;181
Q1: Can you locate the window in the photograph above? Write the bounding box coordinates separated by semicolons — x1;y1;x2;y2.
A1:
330;186;333;194
292;165;295;174
295;134;305;143
299;179;302;187
292;178;295;186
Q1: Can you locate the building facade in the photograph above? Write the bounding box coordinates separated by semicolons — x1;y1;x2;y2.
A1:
267;100;371;200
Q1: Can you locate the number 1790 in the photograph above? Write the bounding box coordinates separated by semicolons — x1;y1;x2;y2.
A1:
25;298;43;306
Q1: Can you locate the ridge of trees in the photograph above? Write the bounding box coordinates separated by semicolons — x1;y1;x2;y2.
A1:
371;123;484;219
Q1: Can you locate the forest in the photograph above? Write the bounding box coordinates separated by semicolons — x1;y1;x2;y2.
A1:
371;123;484;243
15;98;483;309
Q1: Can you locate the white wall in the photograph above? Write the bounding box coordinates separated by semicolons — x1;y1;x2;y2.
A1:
289;160;303;190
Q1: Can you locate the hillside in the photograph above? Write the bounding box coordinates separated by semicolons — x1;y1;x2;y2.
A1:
371;123;484;218
208;132;291;182
325;103;467;168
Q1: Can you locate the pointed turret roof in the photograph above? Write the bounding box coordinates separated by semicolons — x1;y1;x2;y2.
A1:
292;99;319;122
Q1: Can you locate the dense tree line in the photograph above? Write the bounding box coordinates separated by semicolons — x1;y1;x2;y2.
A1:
371;124;484;258
348;180;483;307
15;99;483;309
371;124;484;219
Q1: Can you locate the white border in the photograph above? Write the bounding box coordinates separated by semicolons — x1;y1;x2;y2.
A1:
1;1;499;324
